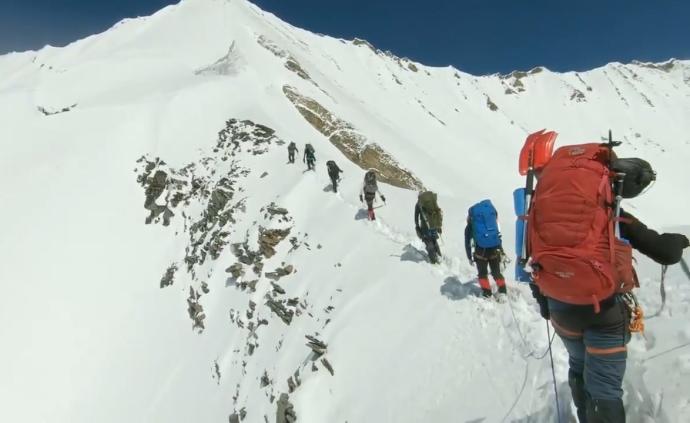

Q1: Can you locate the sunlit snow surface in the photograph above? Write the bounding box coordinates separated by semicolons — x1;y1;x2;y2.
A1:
1;0;689;421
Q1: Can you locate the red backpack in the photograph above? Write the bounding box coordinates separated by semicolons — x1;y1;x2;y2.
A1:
527;143;638;312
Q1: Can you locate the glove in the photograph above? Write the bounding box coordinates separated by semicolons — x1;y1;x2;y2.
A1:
415;226;422;238
438;228;442;235
467;255;474;264
359;194;363;202
381;195;386;202
529;283;550;320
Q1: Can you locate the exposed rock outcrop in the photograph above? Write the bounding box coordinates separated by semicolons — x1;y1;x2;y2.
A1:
195;41;244;76
38;103;77;116
283;85;424;190
276;393;297;423
160;263;178;288
486;96;498;111
259;228;291;258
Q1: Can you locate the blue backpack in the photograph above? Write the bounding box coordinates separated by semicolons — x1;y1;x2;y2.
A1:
469;199;501;248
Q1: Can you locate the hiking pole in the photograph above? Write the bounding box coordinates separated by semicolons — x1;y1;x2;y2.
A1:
547;321;563;423
681;258;690;280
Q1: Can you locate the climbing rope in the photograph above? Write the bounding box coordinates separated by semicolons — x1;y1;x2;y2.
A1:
506;292;556;360
648;264;668;319
643;341;690;362
500;292;558;422
547;321;563;423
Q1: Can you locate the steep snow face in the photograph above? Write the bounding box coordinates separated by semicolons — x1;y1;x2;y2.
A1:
1;0;689;422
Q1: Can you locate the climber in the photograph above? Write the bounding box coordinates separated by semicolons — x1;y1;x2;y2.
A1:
414;191;443;264
465;199;506;297
287;141;298;163
326;160;343;192
359;169;385;220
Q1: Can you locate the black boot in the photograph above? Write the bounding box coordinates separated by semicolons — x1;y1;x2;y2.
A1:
586;398;625;423
568;370;588;423
481;288;492;298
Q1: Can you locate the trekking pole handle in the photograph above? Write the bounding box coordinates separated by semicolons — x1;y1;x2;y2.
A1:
613;173;625;239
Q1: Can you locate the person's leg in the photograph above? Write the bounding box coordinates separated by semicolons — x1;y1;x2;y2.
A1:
475;258;491;297
561;335;588;423
582;301;629;422
488;254;506;293
365;193;375;219
550;315;587;422
365;193;375;211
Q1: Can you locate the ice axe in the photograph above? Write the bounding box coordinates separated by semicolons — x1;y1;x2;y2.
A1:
516;129;557;267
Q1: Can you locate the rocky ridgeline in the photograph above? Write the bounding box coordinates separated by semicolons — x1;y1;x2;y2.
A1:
351;37;421;74
224;205;340;423
137;118;345;421
257;35;316;86
135;119;282;330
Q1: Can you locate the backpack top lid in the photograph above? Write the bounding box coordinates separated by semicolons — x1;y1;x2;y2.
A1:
418;191;437;208
612;157;656;198
327;160;336;168
418;191;442;230
469;199;500;248
305;143;314;152
363;169;378;192
289;141;296;146
469;199;496;214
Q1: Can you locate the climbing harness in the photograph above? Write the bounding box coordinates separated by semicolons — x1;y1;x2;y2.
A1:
621;292;645;333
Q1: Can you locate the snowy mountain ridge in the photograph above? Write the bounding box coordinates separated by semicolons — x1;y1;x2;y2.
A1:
1;0;689;422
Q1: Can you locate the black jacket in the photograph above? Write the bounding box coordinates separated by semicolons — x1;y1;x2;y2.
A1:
327;162;342;177
618;210;687;265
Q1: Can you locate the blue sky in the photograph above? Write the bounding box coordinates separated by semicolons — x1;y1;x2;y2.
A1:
2;0;688;74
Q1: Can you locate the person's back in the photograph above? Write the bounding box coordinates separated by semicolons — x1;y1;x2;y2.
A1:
526;145;689;422
360;169;385;220
465;199;505;297
304;144;316;170
287;142;298;163
414;191;443;263
326;160;342;192
326;160;340;176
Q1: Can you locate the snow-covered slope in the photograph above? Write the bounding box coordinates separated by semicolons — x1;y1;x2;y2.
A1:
1;0;689;422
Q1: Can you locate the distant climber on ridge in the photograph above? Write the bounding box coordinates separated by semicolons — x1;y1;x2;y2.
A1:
326;160;343;193
359;169;385;220
414;191;443;264
465;199;507;297
303;143;316;171
287;141;298;164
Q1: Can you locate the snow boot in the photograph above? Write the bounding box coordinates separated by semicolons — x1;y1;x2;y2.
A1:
586;398;625;423
568;370;588;423
478;278;491;295
497;285;507;295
